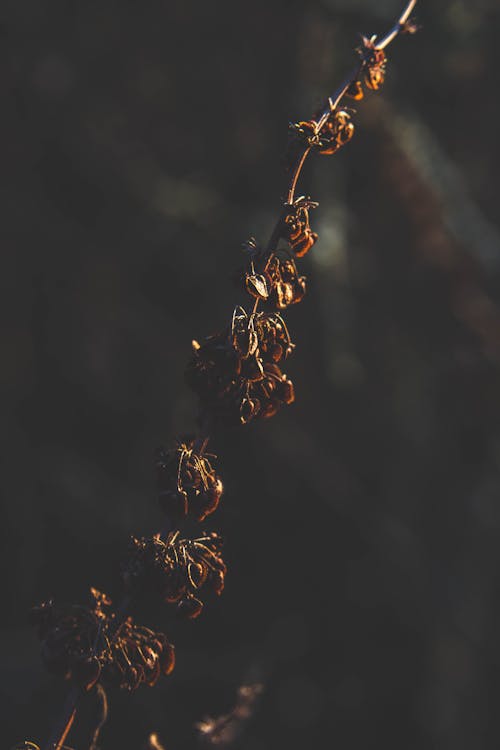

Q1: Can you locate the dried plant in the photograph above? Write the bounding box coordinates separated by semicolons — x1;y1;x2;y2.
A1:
195;682;264;747
15;2;419;748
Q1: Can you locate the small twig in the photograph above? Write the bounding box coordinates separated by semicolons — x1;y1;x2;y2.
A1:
286;146;311;206
88;685;109;750
43;685;80;750
302;0;418;187
257;0;419;315
377;0;418;49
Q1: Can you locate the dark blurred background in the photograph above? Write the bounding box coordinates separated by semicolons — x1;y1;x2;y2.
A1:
3;0;500;748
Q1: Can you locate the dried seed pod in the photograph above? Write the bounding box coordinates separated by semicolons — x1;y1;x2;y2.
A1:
240;238;270;301
245;267;269;301
288;109;354;160
288;119;317;151
186;307;296;424
109;620;175;690
156;439;223;522
31;592;104;690
282;197;319;258
358;35;387;90
240;362;295;423
242;251;306;310
232;307;294;363
31;589;175;692
346;80;364;100
315;109;355;156
241;261;270;302
269;256;306;309
254;311;294;361
231;306;260;360
123;532;227;619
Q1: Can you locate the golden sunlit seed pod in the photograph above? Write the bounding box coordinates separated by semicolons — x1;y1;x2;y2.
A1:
156;439;223;522
358;35;387;90
124;532;226;619
283;196;319;257
346;80;364;100
31;590;175;692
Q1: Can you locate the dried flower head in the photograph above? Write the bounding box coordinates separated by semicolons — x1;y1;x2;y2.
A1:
242;245;306;310
31;589;175;692
156;439;223;521
289;107;354;160
282;196;319;257
186;308;295;424
123;531;226;619
105;619;175;691
30;591;106;690
346;79;365;100
243;260;270;302
266;254;307;309
232;307;294;363
358;34;387;90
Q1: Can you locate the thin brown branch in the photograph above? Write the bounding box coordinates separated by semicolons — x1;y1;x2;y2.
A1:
305;0;418;170
286;146;311;206
37;3;418;748
377;0;418;49
88;685;108;750
257;0;419;313
43;685;80;750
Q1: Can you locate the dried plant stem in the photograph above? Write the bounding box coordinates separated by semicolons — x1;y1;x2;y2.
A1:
88;685;108;750
32;3;418;749
44;686;80;750
254;0;417;319
378;0;417;49
286;147;312;206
